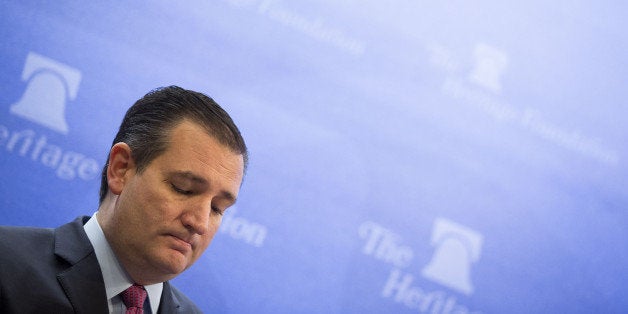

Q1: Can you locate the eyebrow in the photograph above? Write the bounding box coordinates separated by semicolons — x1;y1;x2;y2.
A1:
170;171;207;184
169;171;237;203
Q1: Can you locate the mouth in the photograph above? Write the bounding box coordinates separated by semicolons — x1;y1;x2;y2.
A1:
167;234;193;253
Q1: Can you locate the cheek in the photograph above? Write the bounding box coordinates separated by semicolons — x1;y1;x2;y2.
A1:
136;183;177;219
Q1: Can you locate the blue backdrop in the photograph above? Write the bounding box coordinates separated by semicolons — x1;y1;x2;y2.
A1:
1;1;626;313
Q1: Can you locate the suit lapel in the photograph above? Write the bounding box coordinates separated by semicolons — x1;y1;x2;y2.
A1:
158;281;182;314
55;217;109;314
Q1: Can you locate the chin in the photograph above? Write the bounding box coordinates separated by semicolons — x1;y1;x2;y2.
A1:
156;252;190;277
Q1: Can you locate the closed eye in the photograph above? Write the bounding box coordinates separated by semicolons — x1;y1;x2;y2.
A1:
171;183;193;195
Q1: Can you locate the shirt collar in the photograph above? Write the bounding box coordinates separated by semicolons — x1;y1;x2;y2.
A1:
84;213;163;312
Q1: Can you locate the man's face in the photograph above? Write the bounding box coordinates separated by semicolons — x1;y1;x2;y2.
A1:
101;120;244;284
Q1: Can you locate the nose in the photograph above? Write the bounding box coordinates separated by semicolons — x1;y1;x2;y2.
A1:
180;201;211;235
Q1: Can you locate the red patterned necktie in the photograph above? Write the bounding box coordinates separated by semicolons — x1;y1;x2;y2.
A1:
122;284;147;314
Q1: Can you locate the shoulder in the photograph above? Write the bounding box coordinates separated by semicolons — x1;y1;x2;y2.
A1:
0;225;57;302
0;217;89;259
0;225;55;256
0;224;54;237
0;219;102;313
0;217;92;271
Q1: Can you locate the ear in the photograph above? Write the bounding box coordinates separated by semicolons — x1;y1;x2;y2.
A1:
107;142;135;195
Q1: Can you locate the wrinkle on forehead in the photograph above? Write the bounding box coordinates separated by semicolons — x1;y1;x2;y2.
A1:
164;120;244;193
189;142;243;179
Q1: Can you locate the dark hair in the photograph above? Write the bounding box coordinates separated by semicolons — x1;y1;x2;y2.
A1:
99;86;248;204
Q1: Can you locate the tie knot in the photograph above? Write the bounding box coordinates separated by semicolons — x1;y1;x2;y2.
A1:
122;284;147;314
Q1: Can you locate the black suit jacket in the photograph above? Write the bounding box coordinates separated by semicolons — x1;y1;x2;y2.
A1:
0;216;202;313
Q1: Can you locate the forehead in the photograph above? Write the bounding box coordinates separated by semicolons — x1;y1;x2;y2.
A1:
156;121;244;187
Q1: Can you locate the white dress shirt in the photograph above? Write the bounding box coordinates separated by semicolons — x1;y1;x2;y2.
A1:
84;213;163;313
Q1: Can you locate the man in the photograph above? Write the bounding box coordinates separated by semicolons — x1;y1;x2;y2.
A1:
0;86;248;313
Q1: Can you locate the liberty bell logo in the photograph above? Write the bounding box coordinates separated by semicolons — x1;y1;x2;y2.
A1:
421;218;483;295
10;52;82;134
